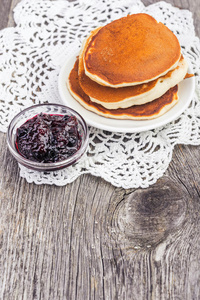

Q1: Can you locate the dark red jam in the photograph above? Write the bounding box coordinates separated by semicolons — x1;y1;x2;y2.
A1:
16;113;82;163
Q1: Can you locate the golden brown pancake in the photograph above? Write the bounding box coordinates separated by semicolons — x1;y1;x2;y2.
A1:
84;14;181;87
67;59;179;120
79;47;187;109
184;73;194;79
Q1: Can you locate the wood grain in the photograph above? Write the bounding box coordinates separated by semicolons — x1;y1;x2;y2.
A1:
0;0;12;30
0;0;200;299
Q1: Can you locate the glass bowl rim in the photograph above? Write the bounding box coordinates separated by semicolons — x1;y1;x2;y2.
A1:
7;103;89;171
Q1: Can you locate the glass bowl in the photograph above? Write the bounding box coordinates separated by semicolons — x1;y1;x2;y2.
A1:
7;103;89;171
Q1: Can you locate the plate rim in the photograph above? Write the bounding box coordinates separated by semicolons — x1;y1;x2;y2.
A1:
58;52;195;133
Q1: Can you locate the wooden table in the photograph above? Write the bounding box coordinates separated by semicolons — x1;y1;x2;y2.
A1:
0;0;199;299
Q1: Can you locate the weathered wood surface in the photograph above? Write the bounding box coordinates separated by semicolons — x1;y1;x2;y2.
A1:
0;0;200;299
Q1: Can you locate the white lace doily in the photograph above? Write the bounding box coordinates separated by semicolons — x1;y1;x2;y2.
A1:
0;0;200;188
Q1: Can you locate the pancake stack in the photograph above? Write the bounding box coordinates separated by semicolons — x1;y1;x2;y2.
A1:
67;13;188;120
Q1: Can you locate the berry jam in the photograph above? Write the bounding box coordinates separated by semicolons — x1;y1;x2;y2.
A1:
16;113;82;163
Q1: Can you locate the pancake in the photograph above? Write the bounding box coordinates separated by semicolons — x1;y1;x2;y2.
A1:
83;13;181;87
67;59;179;120
79;46;187;109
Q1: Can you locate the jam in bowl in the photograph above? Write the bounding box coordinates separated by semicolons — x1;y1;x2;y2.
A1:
7;104;89;171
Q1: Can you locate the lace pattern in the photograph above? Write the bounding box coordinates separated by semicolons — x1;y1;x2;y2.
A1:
0;0;200;188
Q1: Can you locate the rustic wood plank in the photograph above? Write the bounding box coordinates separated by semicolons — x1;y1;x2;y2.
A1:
0;0;12;30
0;0;199;299
6;0;22;28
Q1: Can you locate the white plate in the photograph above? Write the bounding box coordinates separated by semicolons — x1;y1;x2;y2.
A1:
58;53;195;133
